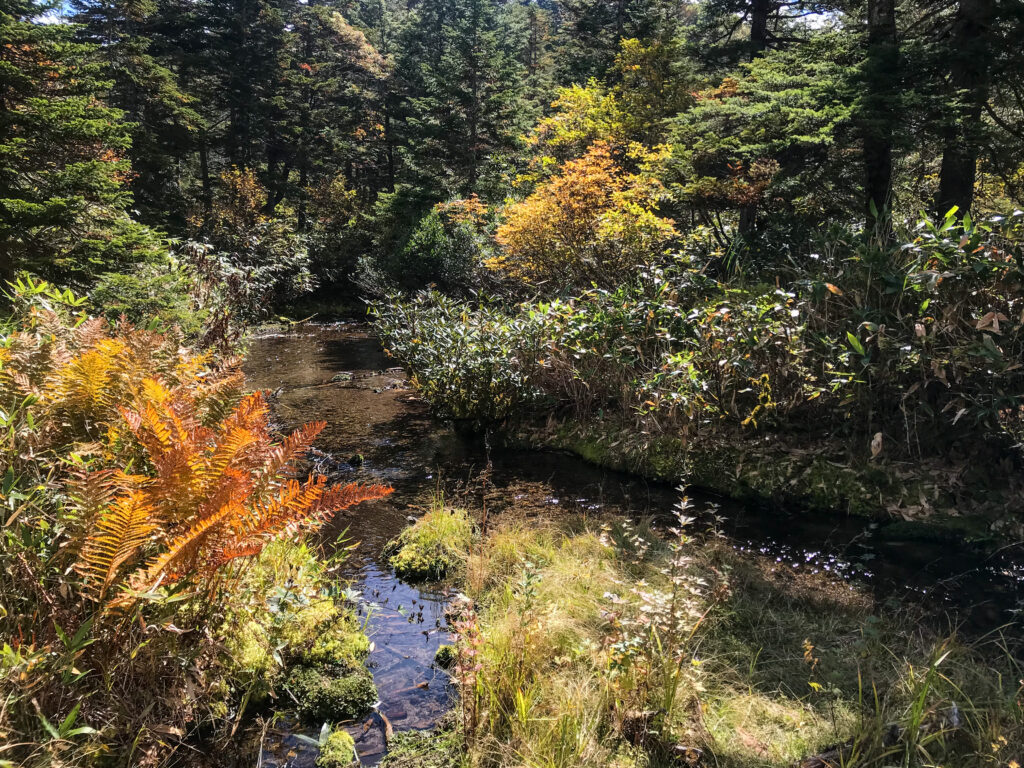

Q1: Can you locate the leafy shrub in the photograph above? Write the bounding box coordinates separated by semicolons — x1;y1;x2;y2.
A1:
371;290;547;422
376;211;1024;466
188;168;315;347
307;173;371;282
373;197;491;294
489;141;677;290
353;185;437;296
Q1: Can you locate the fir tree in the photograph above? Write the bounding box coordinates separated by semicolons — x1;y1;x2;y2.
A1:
71;0;200;226
0;0;157;284
396;0;528;196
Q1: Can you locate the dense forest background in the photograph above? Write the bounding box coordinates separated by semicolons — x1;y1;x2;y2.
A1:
5;0;1024;300
6;0;1024;505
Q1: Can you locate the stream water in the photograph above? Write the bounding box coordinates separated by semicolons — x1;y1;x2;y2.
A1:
243;322;1023;766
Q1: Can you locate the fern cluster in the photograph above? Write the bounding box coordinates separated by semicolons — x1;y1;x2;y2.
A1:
0;281;389;762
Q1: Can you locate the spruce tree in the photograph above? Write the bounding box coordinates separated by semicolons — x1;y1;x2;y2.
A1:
396;0;528;196
0;0;152;284
71;0;199;226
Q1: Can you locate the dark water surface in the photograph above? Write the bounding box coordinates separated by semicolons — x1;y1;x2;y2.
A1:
243;322;1023;765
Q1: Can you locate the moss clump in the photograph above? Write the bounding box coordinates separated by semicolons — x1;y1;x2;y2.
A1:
213;540;376;726
284;665;378;722
433;644;457;669
316;729;357;767
217;541;370;695
386;504;474;581
301;612;371;668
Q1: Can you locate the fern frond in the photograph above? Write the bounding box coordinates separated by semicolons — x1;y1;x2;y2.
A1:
195;425;258;491
144;501;239;585
64;468;123;524
244;477;330;540
71;317;111;350
61;469;126;570
244;477;393;543
313;481;393;516
259;420;326;482
195;369;246;425
77;491;158;602
205;541;263;571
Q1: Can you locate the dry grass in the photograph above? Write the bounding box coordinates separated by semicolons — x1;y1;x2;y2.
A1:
381;482;1024;768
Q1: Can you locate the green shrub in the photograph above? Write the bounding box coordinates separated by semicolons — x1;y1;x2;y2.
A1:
374;211;1024;465
387;208;479;292
371;291;547;422
90;261;203;335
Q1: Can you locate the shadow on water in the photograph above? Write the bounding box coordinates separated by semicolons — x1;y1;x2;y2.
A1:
243;322;1024;765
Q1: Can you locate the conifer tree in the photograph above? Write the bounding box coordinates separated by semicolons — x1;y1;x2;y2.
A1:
71;0;200;226
0;0;154;284
396;0;528;196
283;5;387;225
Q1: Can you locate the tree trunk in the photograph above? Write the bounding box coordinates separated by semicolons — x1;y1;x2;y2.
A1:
863;0;898;238
935;0;993;219
384;105;395;192
199;131;213;220
749;0;770;58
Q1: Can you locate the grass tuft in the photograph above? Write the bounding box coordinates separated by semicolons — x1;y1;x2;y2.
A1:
386;502;475;580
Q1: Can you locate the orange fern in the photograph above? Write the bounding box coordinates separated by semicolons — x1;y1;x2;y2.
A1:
73;380;393;607
77;491;159;601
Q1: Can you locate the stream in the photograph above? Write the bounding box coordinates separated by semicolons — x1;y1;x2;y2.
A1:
243;321;1024;766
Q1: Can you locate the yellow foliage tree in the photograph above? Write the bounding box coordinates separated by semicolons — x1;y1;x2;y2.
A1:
490;141;677;288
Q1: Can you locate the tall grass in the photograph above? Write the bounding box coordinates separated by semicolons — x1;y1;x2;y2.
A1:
384;493;1023;768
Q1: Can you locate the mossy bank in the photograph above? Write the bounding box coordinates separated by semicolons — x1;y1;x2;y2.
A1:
516;419;1020;545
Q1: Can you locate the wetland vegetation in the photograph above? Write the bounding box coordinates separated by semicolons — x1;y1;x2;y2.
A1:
3;0;1024;764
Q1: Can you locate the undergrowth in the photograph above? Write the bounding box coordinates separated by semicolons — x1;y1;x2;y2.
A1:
383;495;1024;768
0;279;388;764
372;211;1024;532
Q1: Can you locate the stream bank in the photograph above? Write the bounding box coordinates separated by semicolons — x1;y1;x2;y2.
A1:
243;321;1023;765
518;419;1019;543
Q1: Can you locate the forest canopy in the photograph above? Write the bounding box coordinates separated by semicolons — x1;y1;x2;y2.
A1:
2;0;1022;299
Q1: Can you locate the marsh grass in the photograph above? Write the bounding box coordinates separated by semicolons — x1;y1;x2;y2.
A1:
383;493;1023;768
691;543;1024;768
386;499;475;580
